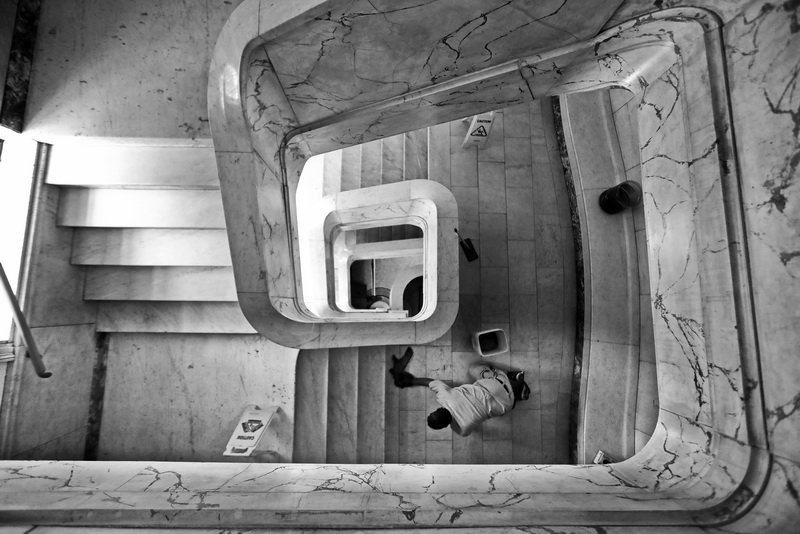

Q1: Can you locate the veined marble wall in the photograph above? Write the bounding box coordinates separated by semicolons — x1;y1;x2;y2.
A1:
23;0;244;139
724;0;800;471
611;0;800;477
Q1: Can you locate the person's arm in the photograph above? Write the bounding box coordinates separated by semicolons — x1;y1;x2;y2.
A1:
410;377;433;387
391;371;434;388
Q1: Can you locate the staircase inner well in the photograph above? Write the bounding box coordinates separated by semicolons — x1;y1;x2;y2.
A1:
34;90;656;466
292;102;577;464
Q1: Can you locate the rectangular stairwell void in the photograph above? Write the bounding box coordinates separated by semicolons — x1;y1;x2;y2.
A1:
295;150;444;323
291;108;587;465
291;93;660;466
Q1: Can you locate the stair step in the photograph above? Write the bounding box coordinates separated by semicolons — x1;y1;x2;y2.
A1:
326;347;359;463
339;145;362;192
46;143;219;189
360;139;382;189
381;134;404;184
84;266;236;301
383;346;400;463
95;301;255;333
384;345;405;463
293;349;330;463
357;346;386;463
403;128;428;181
0;342;14;361
71;228;231;266
57;188;225;228
322;151;343;196
428;123;450;186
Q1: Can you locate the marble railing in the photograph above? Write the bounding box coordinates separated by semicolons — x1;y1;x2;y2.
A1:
0;2;795;531
206;3;459;348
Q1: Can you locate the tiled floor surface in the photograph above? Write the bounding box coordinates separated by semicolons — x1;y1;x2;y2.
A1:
389;100;577;464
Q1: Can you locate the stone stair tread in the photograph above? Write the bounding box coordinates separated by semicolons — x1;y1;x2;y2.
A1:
84;266;236;301
381;135;404;184
339;145;361;193
46;143;219;189
293;349;330;463
0;342;14;359
322;151;343;196
71;228;231;266
427;123;450;186
360;139;382;189
403;128;428;182
357;346;386;463
326;347;359;463
57;188;225;228
383;346;400;463
290;126;434;465
95;301;255;333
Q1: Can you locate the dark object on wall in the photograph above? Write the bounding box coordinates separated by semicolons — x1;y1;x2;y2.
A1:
0;0;42;132
454;229;479;262
598;180;643;214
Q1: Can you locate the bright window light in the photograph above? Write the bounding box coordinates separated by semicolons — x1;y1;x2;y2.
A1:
0;129;36;342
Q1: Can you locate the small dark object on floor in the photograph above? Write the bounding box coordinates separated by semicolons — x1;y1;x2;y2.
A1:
479;332;499;352
599;180;643;214
454;229;479;261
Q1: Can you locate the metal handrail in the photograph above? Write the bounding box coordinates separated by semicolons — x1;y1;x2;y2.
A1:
0;262;51;378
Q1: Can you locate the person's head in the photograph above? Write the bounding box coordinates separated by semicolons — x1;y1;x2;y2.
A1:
509;371;531;402
427;407;453;429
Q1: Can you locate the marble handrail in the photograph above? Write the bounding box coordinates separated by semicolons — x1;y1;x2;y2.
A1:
204;3;689;350
208;52;459;346
202;3;770;523
206;1;461;348
202;3;766;522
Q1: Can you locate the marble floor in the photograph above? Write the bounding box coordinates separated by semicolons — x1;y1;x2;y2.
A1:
387;100;576;464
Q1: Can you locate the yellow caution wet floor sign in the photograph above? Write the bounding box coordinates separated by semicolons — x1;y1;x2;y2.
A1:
462;111;495;148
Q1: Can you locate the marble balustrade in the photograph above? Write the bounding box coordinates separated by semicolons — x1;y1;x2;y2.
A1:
207;2;715;351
